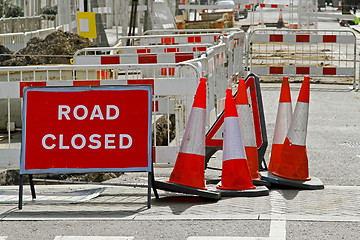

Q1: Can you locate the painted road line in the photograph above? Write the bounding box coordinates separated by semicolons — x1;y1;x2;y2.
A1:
269;190;286;240
187;190;287;240
54;237;134;240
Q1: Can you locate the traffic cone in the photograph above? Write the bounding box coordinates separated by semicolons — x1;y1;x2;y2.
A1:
268;77;293;173
217;89;255;190
273;76;311;180
235;79;260;180
168;78;207;189
277;9;284;28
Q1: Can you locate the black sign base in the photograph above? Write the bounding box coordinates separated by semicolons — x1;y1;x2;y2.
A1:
260;172;324;190
154;181;221;200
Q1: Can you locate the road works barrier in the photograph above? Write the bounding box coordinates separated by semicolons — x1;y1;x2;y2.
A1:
118;33;222;46
248;29;357;89
0;27;62;52
205;74;268;172
0;63;201;168
75;30;246;129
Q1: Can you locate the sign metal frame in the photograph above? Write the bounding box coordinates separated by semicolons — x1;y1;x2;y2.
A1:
18;85;155;209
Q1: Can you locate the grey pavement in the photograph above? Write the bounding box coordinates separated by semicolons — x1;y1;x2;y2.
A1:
1;83;360;239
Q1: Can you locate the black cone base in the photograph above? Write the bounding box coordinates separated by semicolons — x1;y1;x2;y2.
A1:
211;183;269;197
154;181;221;200
260;171;324;190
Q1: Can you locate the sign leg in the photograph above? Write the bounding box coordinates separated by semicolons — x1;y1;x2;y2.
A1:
150;170;159;199
147;172;152;208
18;175;23;210
29;174;36;199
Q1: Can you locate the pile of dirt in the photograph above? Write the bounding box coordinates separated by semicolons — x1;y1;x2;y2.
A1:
0;30;97;66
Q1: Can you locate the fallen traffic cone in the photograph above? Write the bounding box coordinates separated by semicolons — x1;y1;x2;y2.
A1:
268;76;293;173
277;9;284;28
273;76;310;180
169;78;207;189
215;89;269;197
155;78;221;200
260;76;323;190
235;79;260;180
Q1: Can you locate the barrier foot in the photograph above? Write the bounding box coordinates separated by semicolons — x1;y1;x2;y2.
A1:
260;172;324;190
154;181;221;200
211;185;269;197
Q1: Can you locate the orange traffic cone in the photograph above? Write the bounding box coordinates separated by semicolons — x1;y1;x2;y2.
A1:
235;79;260;180
268;76;293;173
217;89;255;190
277;9;284;28
169;78;207;189
273;76;311;180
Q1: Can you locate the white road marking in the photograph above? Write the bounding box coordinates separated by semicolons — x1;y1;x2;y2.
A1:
54;237;134;240
187;190;287;240
269;190;286;240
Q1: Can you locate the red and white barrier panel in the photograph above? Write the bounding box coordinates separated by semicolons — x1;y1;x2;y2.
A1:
74;52;198;65
135;45;208;54
252;66;354;76
251;34;355;44
178;4;252;10
259;3;289;8
0;78;198;100
140;34;220;45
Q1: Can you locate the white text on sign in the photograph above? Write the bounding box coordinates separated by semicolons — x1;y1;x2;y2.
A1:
41;105;132;150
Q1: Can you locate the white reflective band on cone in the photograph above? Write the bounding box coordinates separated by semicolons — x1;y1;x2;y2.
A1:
286;102;309;146
237;105;256;147
273;102;293;144
223;117;246;161
180;107;206;156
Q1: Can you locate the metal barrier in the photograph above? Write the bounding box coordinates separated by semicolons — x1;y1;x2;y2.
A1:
247;29;357;89
0;63;201;168
0;16;42;34
73;44;211;56
0;27;62;52
143;28;244;35
118;33;222;46
74;30;246;127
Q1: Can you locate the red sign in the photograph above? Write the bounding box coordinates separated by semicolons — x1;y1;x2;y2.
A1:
20;86;152;174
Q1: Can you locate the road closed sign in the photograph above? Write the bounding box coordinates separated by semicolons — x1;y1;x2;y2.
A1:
20;86;152;174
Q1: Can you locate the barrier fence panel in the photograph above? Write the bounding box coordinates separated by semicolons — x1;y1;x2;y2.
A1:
248;29;357;89
0;27;62;52
73;30;246;128
0;63;201;168
0;16;42;34
118;33;223;46
143;28;244;35
74;44;211;57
